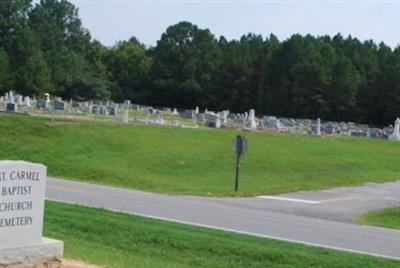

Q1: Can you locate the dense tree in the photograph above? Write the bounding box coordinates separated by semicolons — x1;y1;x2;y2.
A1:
28;0;109;99
0;48;13;93
150;21;220;108
265;35;332;118
361;44;400;124
328;53;360;121
11;27;52;96
104;39;151;102
213;35;263;112
29;0;90;53
0;0;31;49
0;0;399;125
48;47;110;100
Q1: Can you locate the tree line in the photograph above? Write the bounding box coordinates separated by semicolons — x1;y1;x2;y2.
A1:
1;0;399;125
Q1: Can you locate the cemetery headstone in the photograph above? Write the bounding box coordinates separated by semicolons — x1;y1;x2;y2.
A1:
122;110;129;123
171;108;179;116
248;109;257;129
52;100;65;111
44;93;50;103
92;106;100;115
221;111;228;124
0;161;63;266
144;108;150;117
155;112;164;125
6;103;17;112
205;113;221;128
16;95;23;106
389;118;400;141
370;128;383;138
8;91;14;104
108;107;118;116
36;100;47;109
215;117;221;128
124;100;131;109
24;96;31;107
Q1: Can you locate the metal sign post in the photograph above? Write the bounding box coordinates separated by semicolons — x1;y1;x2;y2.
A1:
233;135;247;192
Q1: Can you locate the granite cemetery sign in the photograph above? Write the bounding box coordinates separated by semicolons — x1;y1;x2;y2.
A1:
0;161;63;266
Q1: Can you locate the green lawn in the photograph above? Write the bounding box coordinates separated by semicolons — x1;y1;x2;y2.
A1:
44;201;400;268
356;207;400;230
1;114;400;196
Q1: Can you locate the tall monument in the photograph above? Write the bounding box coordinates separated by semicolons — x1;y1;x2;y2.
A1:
389;118;400;141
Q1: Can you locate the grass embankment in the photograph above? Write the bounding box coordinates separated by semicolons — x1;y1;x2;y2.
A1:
1;114;400;196
44;201;400;268
356;207;400;230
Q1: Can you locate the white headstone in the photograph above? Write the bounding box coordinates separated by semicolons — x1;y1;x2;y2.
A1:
221;111;228;124
88;101;93;114
16;95;23;106
249;109;257;129
171;108;179;116
389;118;400;141
8;95;14;104
215;117;221;128
367;128;371;138
124;100;131;110
276;119;281;130
24;96;31;107
122;110;129;124
155;113;164;125
44;93;50;103
0;161;63;265
317;118;321;136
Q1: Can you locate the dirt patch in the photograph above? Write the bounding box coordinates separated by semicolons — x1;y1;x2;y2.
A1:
61;259;100;268
2;259;100;268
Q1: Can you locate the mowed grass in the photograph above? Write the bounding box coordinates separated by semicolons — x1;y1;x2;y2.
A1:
356;207;400;230
1;114;400;196
44;201;400;268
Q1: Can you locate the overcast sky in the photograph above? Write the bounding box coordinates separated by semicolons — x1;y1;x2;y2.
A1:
35;0;400;48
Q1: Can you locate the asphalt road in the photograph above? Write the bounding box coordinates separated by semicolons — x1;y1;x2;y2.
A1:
46;178;400;260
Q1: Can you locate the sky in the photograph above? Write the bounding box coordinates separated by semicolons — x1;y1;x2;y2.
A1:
34;0;400;48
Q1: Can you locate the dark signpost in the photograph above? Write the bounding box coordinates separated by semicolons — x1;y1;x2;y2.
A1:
233;135;248;192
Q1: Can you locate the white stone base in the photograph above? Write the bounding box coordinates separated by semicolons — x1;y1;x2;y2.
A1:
0;238;63;266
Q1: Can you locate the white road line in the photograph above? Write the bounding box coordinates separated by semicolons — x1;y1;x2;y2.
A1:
256;196;321;204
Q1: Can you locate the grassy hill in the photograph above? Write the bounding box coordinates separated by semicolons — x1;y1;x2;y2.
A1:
1;114;399;196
